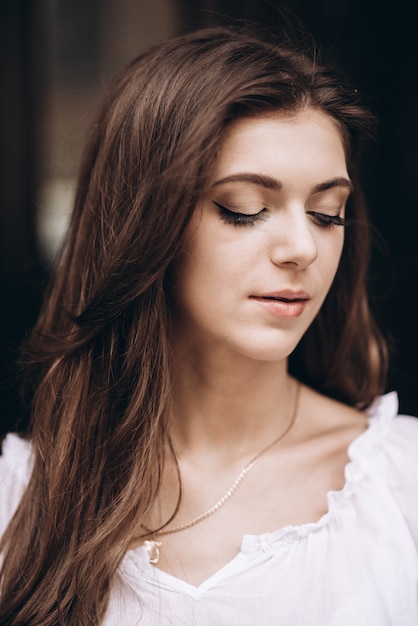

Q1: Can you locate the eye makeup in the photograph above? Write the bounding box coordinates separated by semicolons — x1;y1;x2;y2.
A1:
307;211;347;227
212;201;267;227
213;201;346;229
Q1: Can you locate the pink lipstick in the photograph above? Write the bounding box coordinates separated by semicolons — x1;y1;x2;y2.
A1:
249;290;310;318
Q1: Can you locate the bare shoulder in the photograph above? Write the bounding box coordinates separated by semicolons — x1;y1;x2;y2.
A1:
297;383;368;445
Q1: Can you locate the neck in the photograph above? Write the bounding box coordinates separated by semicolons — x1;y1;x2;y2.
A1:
169;344;295;460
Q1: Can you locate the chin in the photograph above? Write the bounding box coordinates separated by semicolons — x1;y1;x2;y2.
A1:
221;333;303;363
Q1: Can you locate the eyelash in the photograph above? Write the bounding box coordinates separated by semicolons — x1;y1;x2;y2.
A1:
213;202;347;228
213;202;266;227
307;211;347;228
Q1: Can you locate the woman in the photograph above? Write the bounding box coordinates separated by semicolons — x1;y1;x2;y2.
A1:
0;25;417;625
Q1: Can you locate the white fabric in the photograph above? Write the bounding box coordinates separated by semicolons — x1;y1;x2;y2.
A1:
1;392;418;625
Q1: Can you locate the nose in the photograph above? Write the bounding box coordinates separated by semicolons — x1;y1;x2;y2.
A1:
269;207;318;270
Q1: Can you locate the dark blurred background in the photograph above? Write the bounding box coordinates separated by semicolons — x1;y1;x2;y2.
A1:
1;0;417;436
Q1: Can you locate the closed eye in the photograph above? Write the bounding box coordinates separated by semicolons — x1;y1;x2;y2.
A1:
307;211;347;228
213;201;267;227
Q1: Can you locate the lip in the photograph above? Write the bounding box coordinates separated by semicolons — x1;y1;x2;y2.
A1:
249;290;310;318
253;290;310;301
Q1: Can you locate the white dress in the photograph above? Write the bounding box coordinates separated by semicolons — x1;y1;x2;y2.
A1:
1;393;418;625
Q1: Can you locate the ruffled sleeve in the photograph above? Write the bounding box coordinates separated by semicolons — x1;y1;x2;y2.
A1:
368;393;418;550
0;433;33;538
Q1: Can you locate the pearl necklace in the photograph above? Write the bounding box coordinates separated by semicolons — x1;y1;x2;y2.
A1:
144;381;301;565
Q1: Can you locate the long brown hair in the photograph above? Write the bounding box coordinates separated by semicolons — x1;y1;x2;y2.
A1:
0;25;387;625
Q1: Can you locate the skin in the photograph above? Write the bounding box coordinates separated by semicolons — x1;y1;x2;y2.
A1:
140;109;369;585
172;108;350;366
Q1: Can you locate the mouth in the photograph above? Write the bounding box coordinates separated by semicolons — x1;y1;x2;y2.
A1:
249;291;310;318
260;296;307;302
250;290;310;302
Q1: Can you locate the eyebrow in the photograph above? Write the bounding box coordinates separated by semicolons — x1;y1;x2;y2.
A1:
212;173;282;191
312;177;353;194
212;173;353;194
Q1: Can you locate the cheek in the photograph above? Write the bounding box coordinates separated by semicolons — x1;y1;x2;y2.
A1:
335;231;345;264
177;213;241;291
313;231;344;295
170;229;217;318
326;225;344;259
175;244;233;308
323;232;345;285
171;222;249;330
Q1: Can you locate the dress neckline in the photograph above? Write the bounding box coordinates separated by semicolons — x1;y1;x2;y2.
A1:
122;392;399;591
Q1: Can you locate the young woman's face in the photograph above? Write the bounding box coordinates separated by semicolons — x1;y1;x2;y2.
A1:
172;109;351;362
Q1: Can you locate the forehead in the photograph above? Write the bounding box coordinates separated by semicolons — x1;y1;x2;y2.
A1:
212;109;348;186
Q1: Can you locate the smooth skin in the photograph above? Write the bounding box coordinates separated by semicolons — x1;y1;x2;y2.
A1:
140;109;369;586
